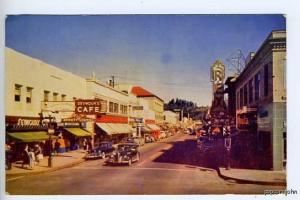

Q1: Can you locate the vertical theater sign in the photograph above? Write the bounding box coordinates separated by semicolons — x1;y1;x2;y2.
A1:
210;60;227;125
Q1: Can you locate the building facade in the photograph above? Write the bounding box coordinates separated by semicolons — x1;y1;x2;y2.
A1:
234;30;286;170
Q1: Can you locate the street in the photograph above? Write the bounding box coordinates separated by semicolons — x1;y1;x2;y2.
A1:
6;133;285;195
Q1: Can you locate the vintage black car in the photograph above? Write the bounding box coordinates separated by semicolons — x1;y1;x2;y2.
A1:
107;143;140;166
85;142;114;160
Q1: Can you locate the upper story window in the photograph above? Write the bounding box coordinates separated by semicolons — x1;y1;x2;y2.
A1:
264;64;269;97
255;72;261;101
53;93;59;101
113;103;119;113
239;88;243;108
120;105;128;115
26;87;33;103
44;91;50;102
249;79;254;103
243;84;248;106
14;84;22;102
109;102;114;113
61;94;66;101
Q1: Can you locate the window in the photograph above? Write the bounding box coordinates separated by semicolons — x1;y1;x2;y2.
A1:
26;87;33;103
249;79;254;103
264;64;269;97
236;91;240;109
283;59;286;90
243;84;248;105
44;91;50;101
109;102;114;113
53;93;58;101
120;105;128;115
113;103;119;113
14;84;22;102
283;132;287;161
239;88;243;108
255;72;261;101
61;94;66;101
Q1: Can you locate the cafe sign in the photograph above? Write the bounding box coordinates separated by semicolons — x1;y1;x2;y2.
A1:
75;100;102;114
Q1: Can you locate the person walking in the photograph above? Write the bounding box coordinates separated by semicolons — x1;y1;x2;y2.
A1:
28;147;36;169
83;138;87;150
34;143;43;165
54;140;61;155
22;144;30;169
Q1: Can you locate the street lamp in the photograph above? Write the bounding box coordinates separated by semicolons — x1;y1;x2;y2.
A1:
47;115;55;168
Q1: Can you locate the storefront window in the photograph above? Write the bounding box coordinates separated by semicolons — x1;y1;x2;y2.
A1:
14;84;22;102
26;87;33;103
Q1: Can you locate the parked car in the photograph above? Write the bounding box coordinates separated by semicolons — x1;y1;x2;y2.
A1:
122;137;144;146
107;143;140;166
144;134;153;143
85;142;114;160
159;131;167;139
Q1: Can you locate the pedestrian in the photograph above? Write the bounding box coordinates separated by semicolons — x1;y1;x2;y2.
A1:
28;147;36;169
224;132;232;170
5;143;13;170
22;144;30;169
83;138;87;150
34;143;43;165
54;140;60;155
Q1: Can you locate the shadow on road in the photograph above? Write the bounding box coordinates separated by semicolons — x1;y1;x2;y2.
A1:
153;138;223;171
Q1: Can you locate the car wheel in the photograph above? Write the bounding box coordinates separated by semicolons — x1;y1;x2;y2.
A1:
128;158;132;166
101;152;105;159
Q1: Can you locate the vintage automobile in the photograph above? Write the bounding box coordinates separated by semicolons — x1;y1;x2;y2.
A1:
107;143;140;166
85;142;114;160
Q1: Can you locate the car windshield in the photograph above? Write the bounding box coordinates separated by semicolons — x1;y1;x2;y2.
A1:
118;144;135;151
99;143;108;148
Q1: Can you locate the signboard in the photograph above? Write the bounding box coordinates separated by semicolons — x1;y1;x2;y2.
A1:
75;100;102;114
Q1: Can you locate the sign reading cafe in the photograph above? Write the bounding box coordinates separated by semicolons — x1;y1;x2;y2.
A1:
75;100;102;114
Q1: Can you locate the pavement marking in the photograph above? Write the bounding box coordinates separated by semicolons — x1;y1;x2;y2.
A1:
6;176;25;182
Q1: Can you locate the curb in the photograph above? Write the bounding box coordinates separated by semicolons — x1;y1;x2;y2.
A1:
217;168;286;186
6;159;85;179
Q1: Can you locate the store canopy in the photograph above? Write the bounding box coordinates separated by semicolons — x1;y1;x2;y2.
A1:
7;131;57;142
141;126;151;132
147;124;161;131
96;123;133;135
64;128;92;137
96;123;117;135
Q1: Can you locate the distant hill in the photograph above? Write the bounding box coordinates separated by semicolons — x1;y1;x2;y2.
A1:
164;98;209;120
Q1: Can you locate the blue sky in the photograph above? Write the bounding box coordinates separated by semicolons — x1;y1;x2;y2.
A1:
5;15;286;105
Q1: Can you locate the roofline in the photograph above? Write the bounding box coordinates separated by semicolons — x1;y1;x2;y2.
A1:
236;30;286;83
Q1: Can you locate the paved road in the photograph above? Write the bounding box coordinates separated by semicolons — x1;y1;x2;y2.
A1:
6;133;285;195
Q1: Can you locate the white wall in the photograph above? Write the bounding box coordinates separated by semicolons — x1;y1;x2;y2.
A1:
5;48;87;118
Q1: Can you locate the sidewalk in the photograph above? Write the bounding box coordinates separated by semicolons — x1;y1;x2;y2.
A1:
6;150;87;179
218;167;286;186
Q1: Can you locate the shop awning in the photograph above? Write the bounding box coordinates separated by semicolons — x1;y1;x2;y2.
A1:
147;124;161;131
96;123;133;135
7;131;57;142
141;126;151;132
64;128;92;137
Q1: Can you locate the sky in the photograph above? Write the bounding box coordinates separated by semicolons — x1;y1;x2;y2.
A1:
5;15;286;106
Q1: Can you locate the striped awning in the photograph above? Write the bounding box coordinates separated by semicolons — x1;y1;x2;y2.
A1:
64;128;92;137
96;123;133;135
147;124;161;131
